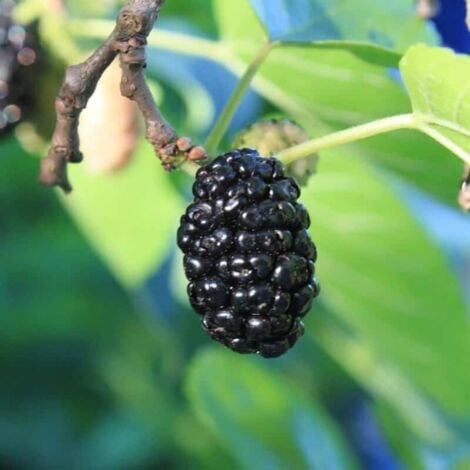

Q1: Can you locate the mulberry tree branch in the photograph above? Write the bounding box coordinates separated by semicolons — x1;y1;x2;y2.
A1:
39;0;206;193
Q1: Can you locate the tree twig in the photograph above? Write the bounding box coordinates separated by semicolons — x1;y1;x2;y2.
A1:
39;0;206;193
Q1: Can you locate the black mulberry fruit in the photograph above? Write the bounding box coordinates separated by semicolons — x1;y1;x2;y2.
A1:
177;148;320;358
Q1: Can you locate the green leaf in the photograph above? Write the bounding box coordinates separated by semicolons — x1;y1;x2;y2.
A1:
186;348;358;470
163;0;217;33
310;313;458;447
302;148;470;416
373;402;427;470
400;44;470;165
372;401;469;470
250;0;435;47
453;457;470;470
61;140;184;289
216;0;436;66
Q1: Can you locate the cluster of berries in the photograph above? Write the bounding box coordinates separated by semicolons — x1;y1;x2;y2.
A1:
178;149;319;357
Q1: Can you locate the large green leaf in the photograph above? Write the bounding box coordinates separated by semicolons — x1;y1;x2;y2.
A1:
400;44;470;165
374;402;430;470
248;0;436;64
302;148;470;416
309;312;459;447
186;348;358;470
216;0;435;66
373;400;470;470
61;140;184;288
163;0;217;33
213;0;461;204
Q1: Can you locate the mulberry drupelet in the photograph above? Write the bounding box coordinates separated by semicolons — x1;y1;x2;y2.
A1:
177;148;319;358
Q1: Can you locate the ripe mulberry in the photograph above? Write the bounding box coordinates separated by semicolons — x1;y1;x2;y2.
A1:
177;148;319;358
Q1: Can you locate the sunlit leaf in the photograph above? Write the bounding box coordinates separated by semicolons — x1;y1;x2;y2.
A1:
61;140;184;289
216;0;436;65
309;312;459;448
186;348;358;469
250;0;436;61
302;148;470;415
400;44;470;165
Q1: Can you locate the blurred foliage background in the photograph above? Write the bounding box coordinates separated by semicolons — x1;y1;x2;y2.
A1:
1;0;470;468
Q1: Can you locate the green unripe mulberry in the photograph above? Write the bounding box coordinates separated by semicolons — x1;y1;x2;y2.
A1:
233;118;318;186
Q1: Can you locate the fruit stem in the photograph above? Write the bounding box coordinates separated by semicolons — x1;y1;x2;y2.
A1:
204;42;274;155
276;114;416;165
